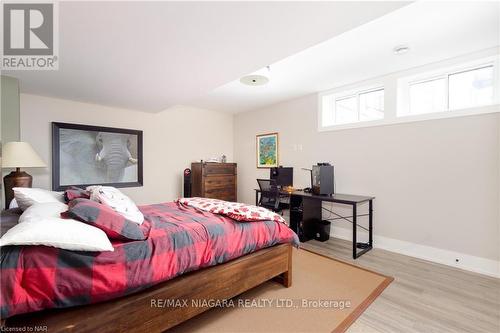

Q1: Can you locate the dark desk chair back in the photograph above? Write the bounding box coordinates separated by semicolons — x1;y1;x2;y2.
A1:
256;179;281;213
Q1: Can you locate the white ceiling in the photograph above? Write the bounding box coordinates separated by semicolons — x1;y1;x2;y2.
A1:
5;1;409;112
192;1;500;113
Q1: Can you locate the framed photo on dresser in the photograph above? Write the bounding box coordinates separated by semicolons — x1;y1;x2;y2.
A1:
256;132;279;168
52;122;143;190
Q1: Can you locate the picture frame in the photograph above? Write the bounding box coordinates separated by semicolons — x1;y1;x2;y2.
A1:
52;122;143;190
256;132;279;168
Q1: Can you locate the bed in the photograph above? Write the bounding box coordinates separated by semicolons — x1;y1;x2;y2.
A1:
1;201;298;331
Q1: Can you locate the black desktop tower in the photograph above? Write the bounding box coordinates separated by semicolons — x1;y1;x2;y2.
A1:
290;196;322;242
312;165;334;195
183;168;192;197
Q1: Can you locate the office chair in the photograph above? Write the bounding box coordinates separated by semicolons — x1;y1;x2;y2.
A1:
256;179;282;214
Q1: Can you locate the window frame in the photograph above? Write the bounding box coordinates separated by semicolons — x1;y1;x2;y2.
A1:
319;85;385;129
318;53;500;133
406;63;495;115
398;57;499;118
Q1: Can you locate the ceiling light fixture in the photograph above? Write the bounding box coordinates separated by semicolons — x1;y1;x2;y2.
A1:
240;75;269;86
240;66;271;86
393;45;410;55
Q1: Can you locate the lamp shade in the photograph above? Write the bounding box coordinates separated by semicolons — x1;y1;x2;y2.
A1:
1;142;46;168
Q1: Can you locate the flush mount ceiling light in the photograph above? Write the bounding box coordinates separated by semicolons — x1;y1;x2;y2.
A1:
240;75;269;86
240;66;271;86
393;45;410;55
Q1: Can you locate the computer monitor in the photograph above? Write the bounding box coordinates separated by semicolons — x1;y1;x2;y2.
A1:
270;167;293;187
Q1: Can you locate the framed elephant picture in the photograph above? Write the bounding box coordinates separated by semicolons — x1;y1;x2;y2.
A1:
52;122;143;190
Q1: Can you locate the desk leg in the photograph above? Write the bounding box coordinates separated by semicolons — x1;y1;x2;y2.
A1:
369;200;373;247
255;191;259;206
352;204;357;259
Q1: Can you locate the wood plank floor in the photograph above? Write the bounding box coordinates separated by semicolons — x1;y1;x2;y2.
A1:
300;238;500;333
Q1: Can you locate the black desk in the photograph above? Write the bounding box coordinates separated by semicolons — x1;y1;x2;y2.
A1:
290;191;374;259
255;189;374;259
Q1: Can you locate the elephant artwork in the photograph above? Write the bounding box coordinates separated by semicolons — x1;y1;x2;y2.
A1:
52;122;143;189
95;132;138;182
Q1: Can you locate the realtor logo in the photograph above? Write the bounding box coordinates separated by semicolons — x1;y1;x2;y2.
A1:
2;2;58;70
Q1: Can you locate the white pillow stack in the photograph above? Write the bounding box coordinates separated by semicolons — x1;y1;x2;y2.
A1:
13;187;64;211
18;201;68;222
0;202;114;252
86;186;144;224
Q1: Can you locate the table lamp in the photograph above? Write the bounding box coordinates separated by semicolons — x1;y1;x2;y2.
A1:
2;141;46;207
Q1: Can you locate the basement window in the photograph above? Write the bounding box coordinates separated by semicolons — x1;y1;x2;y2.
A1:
400;63;495;117
318;53;499;132
320;87;384;128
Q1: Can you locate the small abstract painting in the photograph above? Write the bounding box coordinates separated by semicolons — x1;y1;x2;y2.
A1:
52;122;143;190
256;133;278;168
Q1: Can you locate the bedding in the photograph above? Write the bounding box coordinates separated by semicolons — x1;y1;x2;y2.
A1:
0;201;298;319
13;187;64;211
66;198;147;241
87;186;144;224
19;202;68;222
8;198;18;209
178;197;287;224
0;214;114;252
64;186;90;202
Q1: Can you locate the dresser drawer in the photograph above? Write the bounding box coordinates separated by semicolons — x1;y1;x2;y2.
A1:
203;163;236;175
204;176;235;190
204;187;236;202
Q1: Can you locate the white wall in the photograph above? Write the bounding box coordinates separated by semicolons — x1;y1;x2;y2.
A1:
1;76;20;209
20;94;233;205
1;76;20;144
234;94;500;275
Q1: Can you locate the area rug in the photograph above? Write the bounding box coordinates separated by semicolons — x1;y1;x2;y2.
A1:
170;249;393;333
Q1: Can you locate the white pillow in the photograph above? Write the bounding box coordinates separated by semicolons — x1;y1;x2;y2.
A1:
19;202;68;223
86;186;144;224
8;198;19;209
13;187;64;211
0;216;114;252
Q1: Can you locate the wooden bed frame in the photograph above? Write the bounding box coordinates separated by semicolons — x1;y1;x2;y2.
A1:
5;243;293;332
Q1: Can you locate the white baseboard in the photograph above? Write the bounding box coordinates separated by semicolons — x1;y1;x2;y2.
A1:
330;226;500;278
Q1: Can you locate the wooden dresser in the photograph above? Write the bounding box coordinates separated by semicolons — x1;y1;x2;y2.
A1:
191;163;237;202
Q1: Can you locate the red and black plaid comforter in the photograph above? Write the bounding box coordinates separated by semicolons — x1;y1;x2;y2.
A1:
1;202;298;318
